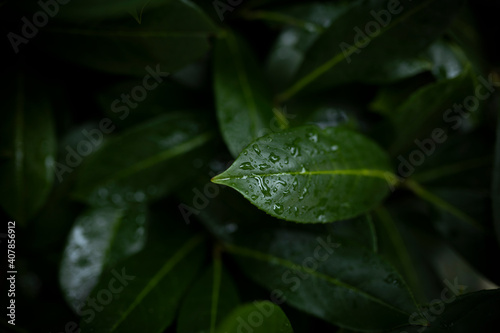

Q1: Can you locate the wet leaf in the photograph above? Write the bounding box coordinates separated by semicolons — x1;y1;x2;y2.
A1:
224;223;420;331
212;126;394;223
73;113;213;206
59;205;148;312
278;0;464;101
80;227;205;332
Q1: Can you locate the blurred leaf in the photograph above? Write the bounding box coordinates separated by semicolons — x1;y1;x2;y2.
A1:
386;66;474;155
80;228;206;332
0;72;56;224
224;223;421;331
404;180;500;283
373;207;426;303
264;2;352;91
327;214;378;252
216;301;293;333
387;289;500;333
212;126;395;223
279;0;464;101
73;113;213;206
177;257;240;333
59;205;147;312
97;79;199;129
214;31;274;157
40;0;217;76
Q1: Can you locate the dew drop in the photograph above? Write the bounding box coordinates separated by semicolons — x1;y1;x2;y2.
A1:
258;163;270;171
276;180;287;187
307;132;318;143
255;176;271;197
269;153;280;163
299;187;308;200
273;203;284;215
252;144;262;155
239;162;254;170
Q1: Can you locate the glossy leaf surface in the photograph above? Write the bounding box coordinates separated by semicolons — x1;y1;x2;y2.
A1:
73;113;213;206
59;205;147;312
279;0;464;100
80;227;205;333
225;223;420;331
213;126;394;223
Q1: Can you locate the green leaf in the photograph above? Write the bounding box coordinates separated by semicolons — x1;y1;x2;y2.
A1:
59;205;148;312
73;113;213;206
388;289;500;333
0;72;56;224
263;2;352;91
41;0;217;76
224;223;420;331
212;126;395;223
278;0;464;101
97;79;199;129
214;31;274;157
80;229;206;333
327;214;378;253
386;65;474;155
177;256;240;333
216;301;293;333
373;207;425;303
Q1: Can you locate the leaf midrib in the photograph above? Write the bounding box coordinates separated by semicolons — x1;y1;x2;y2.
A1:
214;169;396;183
109;235;204;332
78;131;213;195
277;0;439;102
226;243;412;316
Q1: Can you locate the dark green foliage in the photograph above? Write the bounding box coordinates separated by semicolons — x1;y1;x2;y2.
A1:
1;0;499;332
